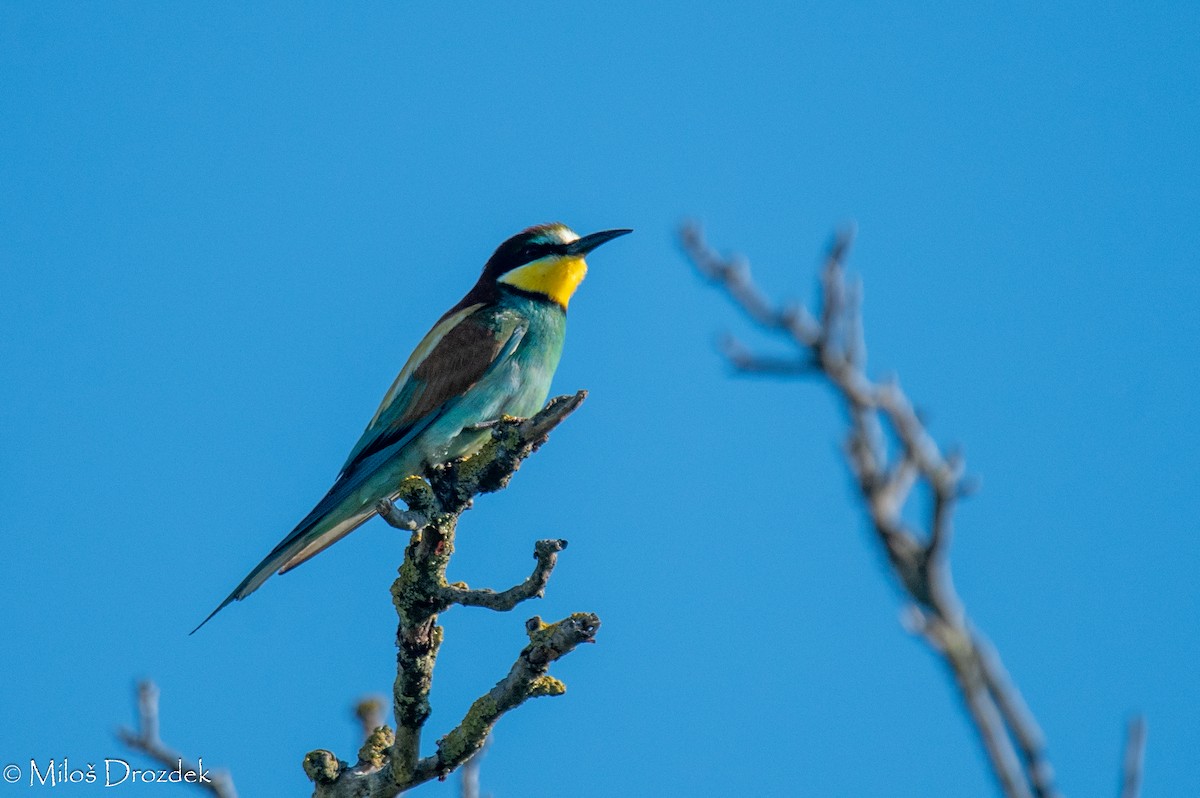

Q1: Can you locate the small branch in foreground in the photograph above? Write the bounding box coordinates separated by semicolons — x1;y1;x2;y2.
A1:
355;695;389;742
1119;716;1147;798
460;736;490;798
681;222;1067;798
116;680;237;798
305;392;599;798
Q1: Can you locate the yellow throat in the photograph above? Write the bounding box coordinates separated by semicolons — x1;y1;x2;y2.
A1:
498;255;588;308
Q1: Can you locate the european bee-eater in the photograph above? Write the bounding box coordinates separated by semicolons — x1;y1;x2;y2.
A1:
193;223;631;632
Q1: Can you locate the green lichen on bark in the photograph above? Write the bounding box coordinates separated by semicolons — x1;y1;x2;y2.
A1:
394;475;435;514
390;514;455;782
524;612;601;665
528;675;566;697
306;394;599;798
358;726;395;769
433;694;500;770
303;750;343;785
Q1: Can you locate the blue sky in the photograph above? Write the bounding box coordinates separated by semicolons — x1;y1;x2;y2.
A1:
2;2;1197;795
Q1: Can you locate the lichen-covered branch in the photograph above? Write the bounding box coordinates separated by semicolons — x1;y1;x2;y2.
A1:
116;680;237;798
681;222;1064;798
305;392;600;798
442;538;567;611
412;612;599;783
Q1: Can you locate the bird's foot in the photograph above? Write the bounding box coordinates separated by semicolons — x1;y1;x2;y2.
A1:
465;414;523;433
376;498;427;530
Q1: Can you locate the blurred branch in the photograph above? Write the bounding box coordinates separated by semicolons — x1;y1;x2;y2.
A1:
680;222;1062;798
355;695;388;742
304;392;600;798
460;736;490;798
116;680;237;798
1119;716;1147;798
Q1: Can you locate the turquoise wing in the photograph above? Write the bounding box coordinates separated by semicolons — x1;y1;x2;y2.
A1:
337;305;527;478
191;304;529;633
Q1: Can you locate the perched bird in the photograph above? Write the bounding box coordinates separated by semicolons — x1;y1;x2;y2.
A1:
193;223;631;632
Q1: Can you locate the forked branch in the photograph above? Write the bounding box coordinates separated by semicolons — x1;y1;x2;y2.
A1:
304;392;600;798
681;222;1062;798
116;680;237;798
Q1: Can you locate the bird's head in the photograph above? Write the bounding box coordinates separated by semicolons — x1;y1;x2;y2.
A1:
482;223;632;309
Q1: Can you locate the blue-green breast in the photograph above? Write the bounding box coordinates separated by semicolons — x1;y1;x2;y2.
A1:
495;290;568;417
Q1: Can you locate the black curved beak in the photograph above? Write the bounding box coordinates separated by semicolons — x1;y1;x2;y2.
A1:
564;228;633;256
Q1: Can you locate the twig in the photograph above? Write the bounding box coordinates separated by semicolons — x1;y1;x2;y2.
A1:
1118;716;1147;798
460;735;490;798
411;612;599;783
441;538;568;611
355;696;388;742
681;221;1067;798
304;392;600;798
115;680;237;798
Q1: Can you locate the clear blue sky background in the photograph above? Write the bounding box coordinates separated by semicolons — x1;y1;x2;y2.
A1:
2;2;1197;796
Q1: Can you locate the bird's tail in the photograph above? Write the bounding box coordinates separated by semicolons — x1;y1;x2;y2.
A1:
190;489;376;634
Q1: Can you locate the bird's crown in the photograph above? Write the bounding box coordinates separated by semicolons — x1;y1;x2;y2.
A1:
484;223;582;279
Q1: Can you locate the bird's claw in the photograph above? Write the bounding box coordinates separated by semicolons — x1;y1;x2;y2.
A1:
376;499;427;530
465;414;525;433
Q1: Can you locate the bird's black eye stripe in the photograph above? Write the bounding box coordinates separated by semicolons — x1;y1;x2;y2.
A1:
517;242;557;263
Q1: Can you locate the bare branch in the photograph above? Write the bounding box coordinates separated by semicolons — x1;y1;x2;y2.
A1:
442;538;568;611
412;612;600;783
977;641;1055;795
1119;716;1147;798
460;736;490;798
305;394;599;798
355;696;388;742
681;222;1069;798
680;223;786;331
116;680;237;798
719;334;815;375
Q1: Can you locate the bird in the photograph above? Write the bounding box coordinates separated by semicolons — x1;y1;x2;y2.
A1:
192;223;631;633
